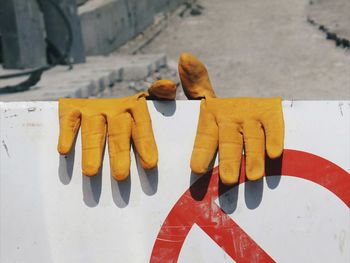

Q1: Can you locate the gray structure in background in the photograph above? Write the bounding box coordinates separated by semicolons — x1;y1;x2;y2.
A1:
0;0;47;69
79;0;186;55
153;0;186;13
40;0;86;64
0;0;186;69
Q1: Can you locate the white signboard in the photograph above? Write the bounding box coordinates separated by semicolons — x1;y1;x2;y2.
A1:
0;101;349;263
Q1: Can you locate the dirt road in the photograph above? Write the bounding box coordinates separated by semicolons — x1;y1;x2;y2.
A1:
141;0;350;99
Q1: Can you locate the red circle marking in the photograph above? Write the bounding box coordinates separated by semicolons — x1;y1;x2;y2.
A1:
150;149;350;263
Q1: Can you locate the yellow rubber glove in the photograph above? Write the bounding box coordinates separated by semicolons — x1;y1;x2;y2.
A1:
177;52;284;185
57;92;158;181
191;97;284;185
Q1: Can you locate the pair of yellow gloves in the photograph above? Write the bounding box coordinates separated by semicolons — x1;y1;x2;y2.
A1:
58;53;284;185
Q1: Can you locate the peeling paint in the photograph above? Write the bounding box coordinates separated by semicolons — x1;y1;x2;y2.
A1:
156;237;182;243
338;230;346;253
338;102;344;116
2;140;10;158
4;114;18;118
27;107;36;112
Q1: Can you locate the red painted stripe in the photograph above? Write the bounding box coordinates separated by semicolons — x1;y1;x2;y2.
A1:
150;149;350;262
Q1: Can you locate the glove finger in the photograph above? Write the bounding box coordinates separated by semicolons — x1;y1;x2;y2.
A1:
190;100;218;174
57;99;81;155
218;122;243;185
261;99;284;158
130;98;158;169
107;113;132;181
81;114;107;176
243;121;265;181
178;52;216;99
147;79;177;100
58;111;81;154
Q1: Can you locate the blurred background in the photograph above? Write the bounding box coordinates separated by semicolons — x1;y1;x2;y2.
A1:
0;0;349;101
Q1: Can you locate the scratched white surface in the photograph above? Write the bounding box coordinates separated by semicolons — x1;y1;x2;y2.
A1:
0;101;349;263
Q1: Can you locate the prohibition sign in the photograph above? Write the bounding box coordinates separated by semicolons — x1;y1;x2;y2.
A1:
150;149;350;262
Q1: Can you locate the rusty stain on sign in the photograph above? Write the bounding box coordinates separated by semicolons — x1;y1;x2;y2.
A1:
22;122;42;128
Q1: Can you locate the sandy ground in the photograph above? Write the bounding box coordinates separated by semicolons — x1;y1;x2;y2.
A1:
140;0;350;99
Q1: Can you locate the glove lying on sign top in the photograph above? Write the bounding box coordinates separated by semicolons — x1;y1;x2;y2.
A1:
178;52;284;185
191;97;284;185
57;92;158;180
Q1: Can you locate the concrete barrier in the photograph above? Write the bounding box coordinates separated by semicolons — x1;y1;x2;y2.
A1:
79;0;133;55
78;0;186;55
79;0;161;55
152;0;186;13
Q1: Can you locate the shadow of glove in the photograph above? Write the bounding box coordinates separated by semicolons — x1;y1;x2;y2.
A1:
57;92;158;180
191;97;284;185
